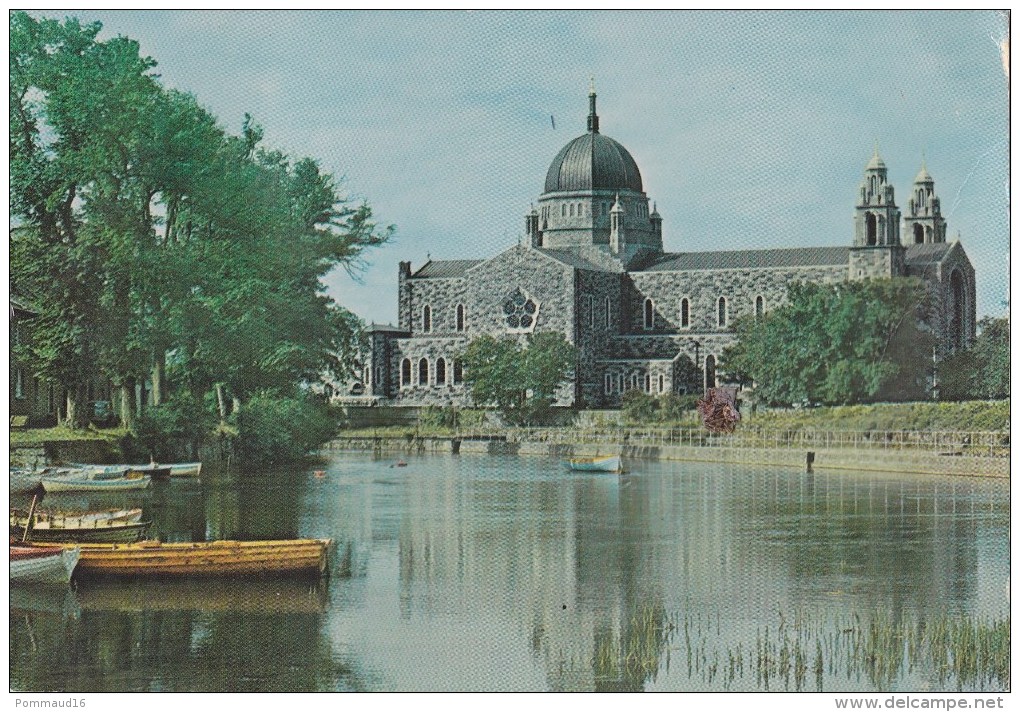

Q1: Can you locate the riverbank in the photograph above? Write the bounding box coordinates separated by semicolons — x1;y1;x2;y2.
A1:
325;434;1008;478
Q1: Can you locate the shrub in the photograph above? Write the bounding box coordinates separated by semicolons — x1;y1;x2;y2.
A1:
132;392;216;462
621;390;658;424
234;393;339;464
658;393;699;422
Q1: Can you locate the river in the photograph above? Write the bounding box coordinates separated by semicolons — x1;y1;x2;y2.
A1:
9;452;1009;692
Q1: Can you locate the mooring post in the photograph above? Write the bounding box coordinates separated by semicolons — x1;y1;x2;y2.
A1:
806;451;815;473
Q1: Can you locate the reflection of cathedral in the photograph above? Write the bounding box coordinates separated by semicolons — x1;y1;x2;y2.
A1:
364;86;976;406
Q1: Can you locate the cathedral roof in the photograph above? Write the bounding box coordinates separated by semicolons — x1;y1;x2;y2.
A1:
914;163;933;183
543;90;643;194
904;243;951;264
411;259;484;278
640;246;851;272
544;132;644;194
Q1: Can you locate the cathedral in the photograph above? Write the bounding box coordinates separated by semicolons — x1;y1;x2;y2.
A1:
362;87;976;408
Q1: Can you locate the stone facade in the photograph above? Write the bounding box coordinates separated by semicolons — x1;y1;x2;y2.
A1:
362;92;978;409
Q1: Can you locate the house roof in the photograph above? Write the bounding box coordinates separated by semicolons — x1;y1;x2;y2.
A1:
537;248;618;272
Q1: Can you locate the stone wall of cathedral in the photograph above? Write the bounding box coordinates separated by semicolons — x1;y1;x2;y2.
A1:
625;264;847;335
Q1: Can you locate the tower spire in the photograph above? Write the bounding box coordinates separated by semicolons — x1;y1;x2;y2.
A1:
587;76;599;134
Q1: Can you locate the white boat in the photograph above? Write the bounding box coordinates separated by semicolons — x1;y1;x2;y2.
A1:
566;454;623;473
41;473;151;493
10;545;80;584
69;461;201;478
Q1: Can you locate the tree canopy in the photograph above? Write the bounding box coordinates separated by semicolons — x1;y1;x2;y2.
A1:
721;279;935;406
937;316;1009;401
462;332;577;425
9;12;390;435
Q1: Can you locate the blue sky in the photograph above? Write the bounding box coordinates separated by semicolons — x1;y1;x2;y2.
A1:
41;10;1009;323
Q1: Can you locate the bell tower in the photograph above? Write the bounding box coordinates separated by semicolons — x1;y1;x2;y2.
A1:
904;160;947;245
850;146;905;280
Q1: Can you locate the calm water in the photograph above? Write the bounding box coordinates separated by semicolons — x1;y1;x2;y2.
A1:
9;453;1009;692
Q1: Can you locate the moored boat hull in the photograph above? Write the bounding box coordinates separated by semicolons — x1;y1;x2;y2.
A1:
566;455;622;473
39;538;332;578
10;546;80;584
41;474;151;492
11;521;151;544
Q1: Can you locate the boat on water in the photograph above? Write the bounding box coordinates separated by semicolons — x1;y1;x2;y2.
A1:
35;538;333;578
41;472;151;493
68;461;201;478
11;468;43;494
11;507;150;543
566;454;623;473
10;545;81;584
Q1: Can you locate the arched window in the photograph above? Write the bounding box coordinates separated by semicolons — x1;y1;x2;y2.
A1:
866;213;877;245
644;374;651;393
436;357;447;385
422;305;431;333
755;295;764;319
913;223;924;244
717;297;727;327
401;358;411;387
705;355;717;389
680;298;690;328
374;366;381;386
418;358;429;385
569;203;575;217
950;269;966;351
605;296;612;329
453;359;463;384
658;374;664;393
617;374;624;393
604;373;612;395
561;204;566;217
456;304;465;332
586;295;595;328
643;298;654;330
630;373;639;391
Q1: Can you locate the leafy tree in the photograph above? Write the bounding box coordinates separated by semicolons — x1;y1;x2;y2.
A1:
721;279;935;406
937;316;1009;401
462;332;577;425
10;12;390;451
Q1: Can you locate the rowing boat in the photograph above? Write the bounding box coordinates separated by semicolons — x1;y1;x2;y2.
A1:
11;507;150;543
41;472;151;493
35;538;333;578
69;461;201;478
566;454;622;473
10;545;80;584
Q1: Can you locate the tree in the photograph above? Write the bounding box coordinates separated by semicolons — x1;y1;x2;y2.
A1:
462;332;577;424
937;316;1009;401
9;12;390;450
721;279;935;406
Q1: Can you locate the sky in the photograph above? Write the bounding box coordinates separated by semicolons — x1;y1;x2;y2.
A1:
32;10;1010;324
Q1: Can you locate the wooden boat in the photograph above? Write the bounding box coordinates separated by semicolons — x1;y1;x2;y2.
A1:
10;545;80;584
566;454;623;473
36;538;333;578
11;468;43;494
11;507;150;543
41;472;151;492
70;461;201;478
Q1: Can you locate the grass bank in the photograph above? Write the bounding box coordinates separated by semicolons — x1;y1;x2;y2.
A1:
339;400;1008;437
743;400;1008;433
9;425;128;446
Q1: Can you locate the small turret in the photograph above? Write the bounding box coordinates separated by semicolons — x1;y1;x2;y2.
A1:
905;158;946;244
525;205;541;247
609;193;625;254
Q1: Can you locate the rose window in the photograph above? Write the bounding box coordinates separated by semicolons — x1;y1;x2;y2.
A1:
503;288;538;330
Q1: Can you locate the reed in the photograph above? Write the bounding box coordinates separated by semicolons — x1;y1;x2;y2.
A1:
580;606;1008;692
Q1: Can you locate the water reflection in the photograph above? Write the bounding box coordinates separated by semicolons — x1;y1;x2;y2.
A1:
10;454;1009;692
